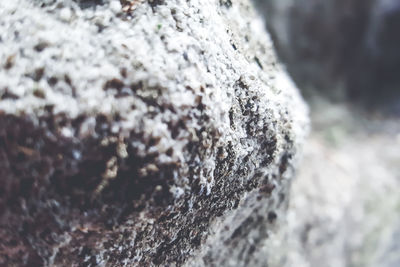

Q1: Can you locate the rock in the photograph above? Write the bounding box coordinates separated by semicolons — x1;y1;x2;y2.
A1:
285;99;400;267
254;0;400;106
0;0;308;266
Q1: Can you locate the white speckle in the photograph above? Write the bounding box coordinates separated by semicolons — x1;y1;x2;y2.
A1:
59;8;72;22
117;141;129;158
170;186;184;198
72;150;82;160
110;1;122;14
61;127;74;138
79;117;96;138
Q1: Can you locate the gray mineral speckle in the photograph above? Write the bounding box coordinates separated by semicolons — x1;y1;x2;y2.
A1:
0;0;308;266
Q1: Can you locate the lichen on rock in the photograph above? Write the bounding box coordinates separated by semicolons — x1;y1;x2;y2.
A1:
0;0;308;266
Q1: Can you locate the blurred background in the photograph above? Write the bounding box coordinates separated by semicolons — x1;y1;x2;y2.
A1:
254;0;400;266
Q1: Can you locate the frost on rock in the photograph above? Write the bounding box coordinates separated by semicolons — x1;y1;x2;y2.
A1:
0;0;308;266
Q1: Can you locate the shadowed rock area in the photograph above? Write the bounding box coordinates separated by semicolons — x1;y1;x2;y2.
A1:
0;0;308;266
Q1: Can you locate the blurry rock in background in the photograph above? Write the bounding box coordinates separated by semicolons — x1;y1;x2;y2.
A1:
253;1;400;267
285;101;400;267
255;0;400;111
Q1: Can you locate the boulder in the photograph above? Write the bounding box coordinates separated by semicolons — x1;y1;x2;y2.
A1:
0;0;308;266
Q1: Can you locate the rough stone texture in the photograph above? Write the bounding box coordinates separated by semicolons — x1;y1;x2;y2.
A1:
254;0;400;107
0;0;308;266
283;98;400;267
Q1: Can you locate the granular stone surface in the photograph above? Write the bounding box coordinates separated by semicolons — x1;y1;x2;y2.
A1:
0;0;308;266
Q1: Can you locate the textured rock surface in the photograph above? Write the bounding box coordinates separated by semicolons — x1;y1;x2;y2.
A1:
254;0;400;106
0;0;308;266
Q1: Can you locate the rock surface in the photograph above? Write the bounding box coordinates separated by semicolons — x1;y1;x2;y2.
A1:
254;0;400;106
0;0;308;266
